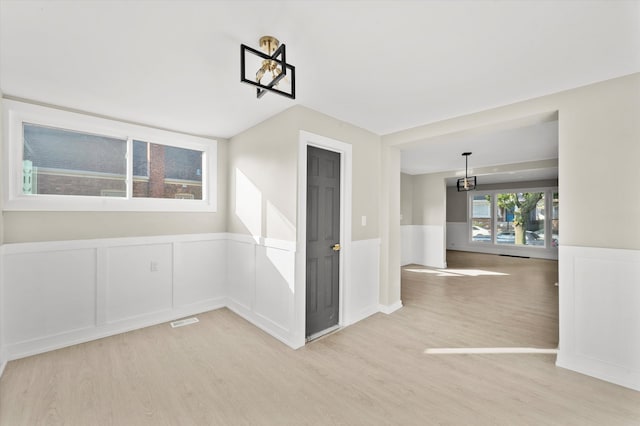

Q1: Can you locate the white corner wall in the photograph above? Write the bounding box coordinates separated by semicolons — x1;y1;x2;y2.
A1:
401;225;446;268
226;234;301;348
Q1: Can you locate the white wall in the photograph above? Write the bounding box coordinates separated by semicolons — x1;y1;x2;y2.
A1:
226;235;299;347
400;173;413;226
0;104;385;372
557;246;640;391
228;106;386;344
401;173;447;268
347;239;382;324
401;225;446;268
1;234;227;360
446;222;558;260
378;144;402;312
0;232;382;360
225;235;381;349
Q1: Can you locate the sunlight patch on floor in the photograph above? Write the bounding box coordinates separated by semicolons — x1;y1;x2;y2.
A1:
424;347;558;355
405;268;509;277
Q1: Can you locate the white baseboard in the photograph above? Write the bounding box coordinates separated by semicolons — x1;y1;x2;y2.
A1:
5;298;226;361
344;304;380;326
226;298;303;350
556;352;640;392
379;300;403;315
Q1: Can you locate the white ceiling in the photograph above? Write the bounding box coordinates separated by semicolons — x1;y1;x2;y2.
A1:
401;117;559;175
1;0;638;181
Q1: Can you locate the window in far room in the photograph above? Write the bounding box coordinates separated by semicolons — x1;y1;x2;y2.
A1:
468;188;558;249
471;194;492;242
496;192;545;247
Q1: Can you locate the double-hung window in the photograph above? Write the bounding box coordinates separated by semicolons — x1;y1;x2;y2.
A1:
3;100;217;211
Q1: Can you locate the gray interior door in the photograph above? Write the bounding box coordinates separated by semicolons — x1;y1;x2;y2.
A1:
306;145;341;338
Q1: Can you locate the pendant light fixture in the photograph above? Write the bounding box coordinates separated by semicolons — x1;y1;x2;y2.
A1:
457;152;477;192
240;35;296;99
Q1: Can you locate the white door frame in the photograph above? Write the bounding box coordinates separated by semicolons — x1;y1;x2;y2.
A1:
295;131;352;346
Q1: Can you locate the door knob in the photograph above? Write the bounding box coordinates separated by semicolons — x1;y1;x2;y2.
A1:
332;243;341;252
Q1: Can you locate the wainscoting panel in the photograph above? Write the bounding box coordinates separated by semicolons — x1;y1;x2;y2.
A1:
254;244;295;333
3;248;97;345
226;236;298;348
400;225;446;268
400;226;413;266
1;233;386;365
345;239;380;325
557;245;640;391
225;236;256;312
446;222;558;260
106;244;173;324
1;234;227;360
174;239;227;309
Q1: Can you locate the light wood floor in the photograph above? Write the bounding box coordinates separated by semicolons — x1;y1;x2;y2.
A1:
1;251;639;425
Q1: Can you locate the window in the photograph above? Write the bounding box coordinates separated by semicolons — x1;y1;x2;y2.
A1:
471;194;492;242
132;141;203;200
468;187;558;249
3;100;217;211
551;192;559;246
496;192;545;246
23;123;127;197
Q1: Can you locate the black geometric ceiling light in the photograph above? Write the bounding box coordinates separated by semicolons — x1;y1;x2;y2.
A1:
240;36;296;99
457;152;477;192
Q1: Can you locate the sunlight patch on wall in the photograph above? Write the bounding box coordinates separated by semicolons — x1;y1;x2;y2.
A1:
235;168;262;238
266;247;295;292
266;200;295;241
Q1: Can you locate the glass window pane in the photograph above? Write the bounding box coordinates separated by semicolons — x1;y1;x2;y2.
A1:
471;194;492;242
23;123;126;197
132;140;203;200
496;192;545;246
133;140;149;177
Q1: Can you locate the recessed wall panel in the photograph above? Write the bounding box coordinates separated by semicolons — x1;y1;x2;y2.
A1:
174;240;226;307
3;249;96;344
106;244;173;323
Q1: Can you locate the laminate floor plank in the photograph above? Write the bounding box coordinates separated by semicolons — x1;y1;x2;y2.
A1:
1;251;639;425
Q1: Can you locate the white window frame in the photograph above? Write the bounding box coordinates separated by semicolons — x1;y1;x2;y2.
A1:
2;100;217;212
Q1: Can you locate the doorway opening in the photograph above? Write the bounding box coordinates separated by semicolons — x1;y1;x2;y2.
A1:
398;111;559;350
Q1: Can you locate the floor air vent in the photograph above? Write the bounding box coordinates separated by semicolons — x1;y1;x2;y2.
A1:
170;317;199;328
